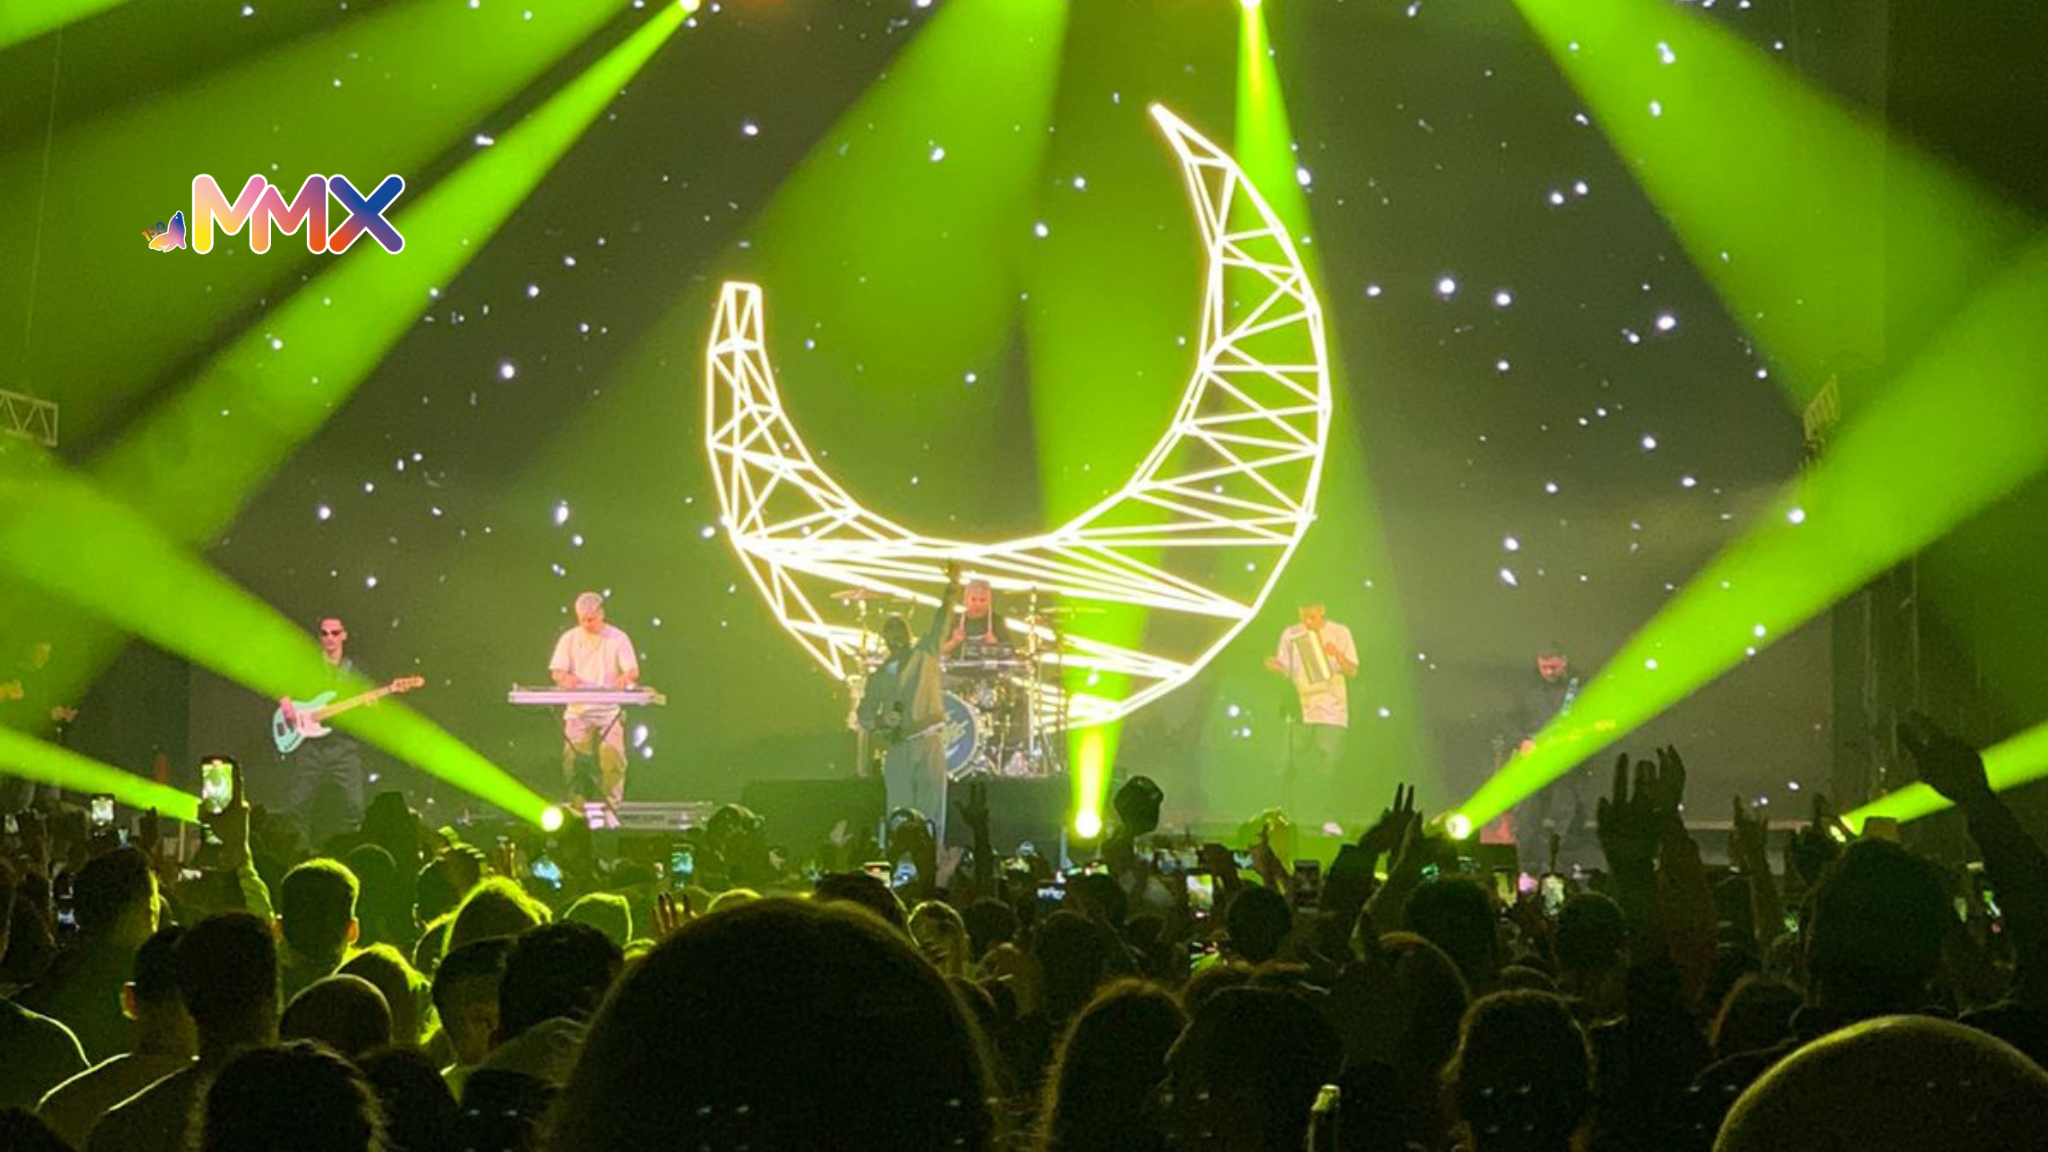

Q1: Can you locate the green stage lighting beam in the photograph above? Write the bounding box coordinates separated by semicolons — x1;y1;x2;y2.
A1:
0;441;556;825
0;726;198;823
741;0;1070;444
0;0;137;53
1459;230;2048;828
1236;0;1435;811
0;0;646;427
1509;0;2031;406
92;2;688;548
1844;718;2048;830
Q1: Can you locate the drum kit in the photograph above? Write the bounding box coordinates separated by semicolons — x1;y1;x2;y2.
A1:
833;582;1092;780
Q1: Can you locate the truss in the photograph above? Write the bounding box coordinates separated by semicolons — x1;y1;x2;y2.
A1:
705;105;1330;730
1;389;59;447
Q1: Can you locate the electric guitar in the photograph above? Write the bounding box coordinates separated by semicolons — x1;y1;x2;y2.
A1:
272;676;424;754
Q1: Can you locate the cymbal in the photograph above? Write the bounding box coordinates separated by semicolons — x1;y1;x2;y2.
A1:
832;587;906;603
1027;605;1105;618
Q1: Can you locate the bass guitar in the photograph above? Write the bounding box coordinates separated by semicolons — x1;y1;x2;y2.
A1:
273;676;425;754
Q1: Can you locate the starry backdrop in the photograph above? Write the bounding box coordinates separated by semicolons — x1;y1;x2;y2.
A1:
6;0;2045;829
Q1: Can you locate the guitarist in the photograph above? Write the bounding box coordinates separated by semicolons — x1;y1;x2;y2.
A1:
278;616;368;846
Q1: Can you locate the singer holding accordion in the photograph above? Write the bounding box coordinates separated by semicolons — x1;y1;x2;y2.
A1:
1264;600;1359;808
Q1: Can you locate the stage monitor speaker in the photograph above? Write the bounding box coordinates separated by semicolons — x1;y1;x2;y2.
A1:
742;777;887;854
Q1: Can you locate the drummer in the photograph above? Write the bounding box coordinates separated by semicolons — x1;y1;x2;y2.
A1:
942;579;1008;659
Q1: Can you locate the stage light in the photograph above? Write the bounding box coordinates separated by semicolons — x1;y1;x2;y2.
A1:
1844;717;2048;830
1459;231;2048;826
541;805;568;833
1444;813;1474;841
1073;809;1103;841
1452;0;2048;825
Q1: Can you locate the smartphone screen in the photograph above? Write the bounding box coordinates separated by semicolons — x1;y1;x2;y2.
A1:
670;846;696;885
200;758;235;815
90;795;115;828
1493;869;1517;906
1185;871;1215;916
1035;884;1064;916
891;859;918;890
1293;859;1323;912
529;856;563;888
1540;873;1567;917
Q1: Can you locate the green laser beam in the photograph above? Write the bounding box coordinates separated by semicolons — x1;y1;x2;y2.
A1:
1844;718;2048;829
0;0;137;53
1461;229;2048;826
743;0;1070;444
0;726;199;823
0;3;690;794
1509;0;2031;407
1236;0;1436;810
0;438;554;824
91;2;688;545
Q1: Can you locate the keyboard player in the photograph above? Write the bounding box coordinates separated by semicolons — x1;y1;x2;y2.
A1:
549;591;641;807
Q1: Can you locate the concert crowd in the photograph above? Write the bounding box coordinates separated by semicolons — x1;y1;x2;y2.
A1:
2;717;2045;1152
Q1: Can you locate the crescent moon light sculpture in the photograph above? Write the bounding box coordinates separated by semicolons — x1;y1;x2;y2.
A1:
706;104;1331;731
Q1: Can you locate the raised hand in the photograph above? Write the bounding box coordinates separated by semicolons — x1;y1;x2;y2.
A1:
1596;753;1662;874
953;778;991;837
1898;713;1993;804
1729;795;1771;873
654;890;694;938
1784;793;1850;887
1648;746;1688;830
1359;783;1417;862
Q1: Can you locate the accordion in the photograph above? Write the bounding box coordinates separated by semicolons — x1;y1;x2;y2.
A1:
1290;630;1333;685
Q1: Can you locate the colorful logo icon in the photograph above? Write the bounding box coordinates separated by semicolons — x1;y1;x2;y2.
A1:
150;175;406;255
144;211;187;252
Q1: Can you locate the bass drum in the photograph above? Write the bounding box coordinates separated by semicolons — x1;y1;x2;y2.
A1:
940;691;987;778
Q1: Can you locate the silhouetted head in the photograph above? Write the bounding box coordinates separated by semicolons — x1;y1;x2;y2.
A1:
281;973;392;1059
497;920;624;1041
1445;991;1591;1152
1406;877;1502;992
201;1041;384;1152
431;937;509;1068
1715;1015;2048;1152
445;876;550;958
75;846;158;947
177;913;280;1047
1164;986;1340;1152
279;858;360;967
337;945;427;1047
563;892;633;950
1041;980;1186;1152
1226;885;1293;964
548;899;996;1152
1805;840;1950;1014
882;613;913;656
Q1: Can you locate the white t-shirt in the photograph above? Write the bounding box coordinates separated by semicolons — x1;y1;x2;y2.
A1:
548;624;640;721
1275;621;1357;727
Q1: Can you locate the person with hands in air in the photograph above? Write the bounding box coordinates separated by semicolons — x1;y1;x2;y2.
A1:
1899;714;2048;1040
